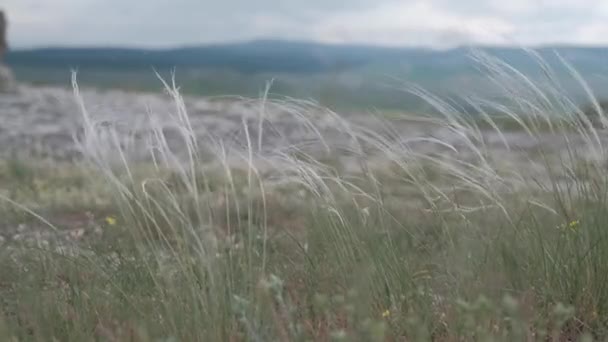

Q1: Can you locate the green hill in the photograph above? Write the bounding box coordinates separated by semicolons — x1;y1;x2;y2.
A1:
8;41;608;111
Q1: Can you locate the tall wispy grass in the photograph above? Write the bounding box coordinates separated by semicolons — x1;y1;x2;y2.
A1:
2;50;608;340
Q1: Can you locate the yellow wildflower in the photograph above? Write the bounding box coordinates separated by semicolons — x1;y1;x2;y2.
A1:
105;216;117;226
382;309;390;318
557;220;580;232
568;220;580;231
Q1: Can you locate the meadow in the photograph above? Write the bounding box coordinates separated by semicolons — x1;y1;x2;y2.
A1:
1;53;608;341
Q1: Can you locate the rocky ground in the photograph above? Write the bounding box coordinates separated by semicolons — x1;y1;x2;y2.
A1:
1;84;604;162
1;83;607;246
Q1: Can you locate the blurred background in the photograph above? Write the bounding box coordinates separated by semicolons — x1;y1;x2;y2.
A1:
3;0;608;112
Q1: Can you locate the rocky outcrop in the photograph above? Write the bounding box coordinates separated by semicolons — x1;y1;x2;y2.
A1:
0;10;16;93
0;10;6;59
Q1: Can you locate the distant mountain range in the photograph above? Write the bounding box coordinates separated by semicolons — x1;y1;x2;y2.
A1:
7;40;608;111
7;40;608;74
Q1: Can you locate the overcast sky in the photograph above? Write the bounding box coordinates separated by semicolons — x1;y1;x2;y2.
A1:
4;0;608;49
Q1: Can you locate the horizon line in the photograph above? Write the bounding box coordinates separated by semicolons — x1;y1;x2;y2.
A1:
10;38;608;52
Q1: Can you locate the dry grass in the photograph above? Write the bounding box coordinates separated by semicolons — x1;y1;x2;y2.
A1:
0;51;607;341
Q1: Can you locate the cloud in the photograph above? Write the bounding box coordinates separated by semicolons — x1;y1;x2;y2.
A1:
577;23;608;45
312;1;515;47
2;0;608;48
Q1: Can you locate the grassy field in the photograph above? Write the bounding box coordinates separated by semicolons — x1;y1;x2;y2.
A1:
2;58;608;341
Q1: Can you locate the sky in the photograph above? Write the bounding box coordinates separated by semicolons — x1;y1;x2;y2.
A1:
4;0;608;49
